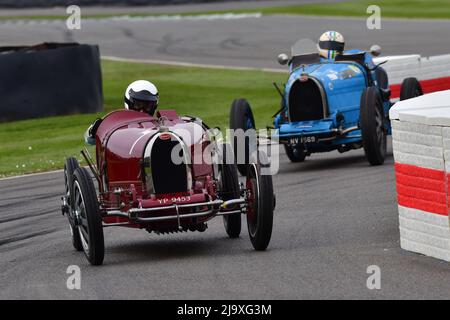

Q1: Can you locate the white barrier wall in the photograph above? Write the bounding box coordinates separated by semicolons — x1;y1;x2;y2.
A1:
375;55;421;85
374;54;450;84
374;54;450;99
390;90;450;261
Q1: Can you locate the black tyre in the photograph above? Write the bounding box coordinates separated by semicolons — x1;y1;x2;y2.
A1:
220;145;241;238
375;67;389;90
246;152;274;251
284;144;306;163
400;77;423;101
72;167;105;265
229;98;257;176
360;87;387;166
64;157;83;251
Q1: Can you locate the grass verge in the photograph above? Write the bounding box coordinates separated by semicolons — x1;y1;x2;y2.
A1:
1;1;450;20
253;0;450;20
0;59;284;178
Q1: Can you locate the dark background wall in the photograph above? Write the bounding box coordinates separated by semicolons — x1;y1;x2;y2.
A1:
0;0;252;8
0;43;103;122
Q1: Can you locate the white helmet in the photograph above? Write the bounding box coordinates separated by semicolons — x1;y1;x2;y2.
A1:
124;80;159;115
318;31;345;60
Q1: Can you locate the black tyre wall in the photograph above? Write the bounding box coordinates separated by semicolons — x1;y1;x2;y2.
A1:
0;43;103;122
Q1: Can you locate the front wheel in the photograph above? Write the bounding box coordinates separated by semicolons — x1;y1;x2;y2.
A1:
246;152;274;251
229;98;257;176
360;86;387;166
220;145;241;238
72;167;105;265
284;144;306;163
64;157;83;251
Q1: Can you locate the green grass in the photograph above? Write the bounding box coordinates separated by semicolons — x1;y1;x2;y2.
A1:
0;60;284;178
255;0;450;19
2;0;450;20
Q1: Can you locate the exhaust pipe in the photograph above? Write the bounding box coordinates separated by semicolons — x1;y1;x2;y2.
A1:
339;126;359;136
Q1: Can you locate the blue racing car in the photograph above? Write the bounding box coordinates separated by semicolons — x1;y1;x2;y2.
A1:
230;35;423;174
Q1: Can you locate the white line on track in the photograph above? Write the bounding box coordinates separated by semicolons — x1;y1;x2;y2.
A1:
0;169;64;181
0;12;263;26
102;55;285;73
106;13;263;22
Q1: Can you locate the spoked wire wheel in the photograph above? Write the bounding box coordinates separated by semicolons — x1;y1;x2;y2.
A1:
229;98;257;176
72;167;105;265
360;86;387;166
246;166;259;238
245;159;274;251
64;157;82;251
374;104;387;155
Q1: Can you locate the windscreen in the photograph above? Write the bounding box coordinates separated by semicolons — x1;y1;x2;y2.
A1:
291;38;318;57
290;38;321;68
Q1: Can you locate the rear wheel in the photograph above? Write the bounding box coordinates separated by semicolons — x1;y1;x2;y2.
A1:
284;144;306;163
229;98;257;176
360;87;387;166
64;157;82;251
220;144;241;238
246;152;274;251
400;77;423;100
72;167;104;265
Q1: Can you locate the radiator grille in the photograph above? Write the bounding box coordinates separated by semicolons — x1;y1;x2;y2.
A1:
288;79;325;122
150;137;188;194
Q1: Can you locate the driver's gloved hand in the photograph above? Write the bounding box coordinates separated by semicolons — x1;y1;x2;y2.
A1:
84;118;102;146
84;125;96;145
89;118;102;137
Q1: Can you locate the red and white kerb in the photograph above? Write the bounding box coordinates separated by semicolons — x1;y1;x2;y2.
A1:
390;91;450;262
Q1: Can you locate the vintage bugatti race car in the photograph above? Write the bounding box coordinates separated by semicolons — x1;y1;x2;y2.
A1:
230;39;423;172
61;109;274;265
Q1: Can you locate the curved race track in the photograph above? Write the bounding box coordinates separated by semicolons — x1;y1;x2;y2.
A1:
1;13;450;299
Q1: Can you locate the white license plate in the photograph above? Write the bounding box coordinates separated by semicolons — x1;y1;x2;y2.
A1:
289;136;317;144
301;136;317;143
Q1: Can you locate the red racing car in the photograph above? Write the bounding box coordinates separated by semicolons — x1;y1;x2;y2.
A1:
61;109;275;265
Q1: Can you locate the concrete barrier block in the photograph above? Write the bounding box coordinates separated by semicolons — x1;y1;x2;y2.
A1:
390;89;450;262
392;129;443;148
392;120;442;136
392;140;443;159
389;90;450;120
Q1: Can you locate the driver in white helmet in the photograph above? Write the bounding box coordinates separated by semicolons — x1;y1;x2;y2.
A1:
317;30;386;90
124;80;159;116
317;31;345;60
84;80;159;145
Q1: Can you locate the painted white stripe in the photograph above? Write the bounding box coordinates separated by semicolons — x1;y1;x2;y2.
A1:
392;140;443;159
105;13;263;22
102;55;285;73
391;119;442;136
393;150;444;171
398;205;450;261
392;128;443;148
129;130;152;155
0;169;64;181
375;53;450;85
0;13;262;26
104;53;450;81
